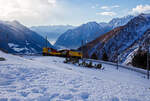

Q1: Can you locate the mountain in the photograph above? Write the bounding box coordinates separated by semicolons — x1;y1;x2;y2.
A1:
54;22;112;49
109;15;134;28
55;15;135;49
122;28;150;65
0;20;52;54
30;25;75;44
85;13;150;64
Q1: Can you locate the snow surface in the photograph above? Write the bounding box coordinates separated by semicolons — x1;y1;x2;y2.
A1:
8;43;30;52
8;43;19;48
123;48;139;65
0;51;150;101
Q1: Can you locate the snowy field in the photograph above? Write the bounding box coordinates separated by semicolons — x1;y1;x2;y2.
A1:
0;51;150;101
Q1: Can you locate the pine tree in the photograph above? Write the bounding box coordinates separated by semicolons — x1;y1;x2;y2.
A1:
132;49;150;70
102;52;108;61
91;53;98;60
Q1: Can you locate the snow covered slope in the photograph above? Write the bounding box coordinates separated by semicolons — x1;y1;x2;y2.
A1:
0;51;150;101
121;28;150;65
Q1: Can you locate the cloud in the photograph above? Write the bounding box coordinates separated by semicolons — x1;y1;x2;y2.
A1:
101;6;109;10
112;5;120;8
132;5;150;14
48;0;56;5
100;5;120;10
0;0;58;26
96;12;116;16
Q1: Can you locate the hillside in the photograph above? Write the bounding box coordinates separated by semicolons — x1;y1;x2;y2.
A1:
54;22;112;49
55;15;134;49
122;29;150;65
86;13;150;64
0;51;150;100
0;20;52;54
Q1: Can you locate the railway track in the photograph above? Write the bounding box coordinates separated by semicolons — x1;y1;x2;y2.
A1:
12;53;149;77
83;58;148;75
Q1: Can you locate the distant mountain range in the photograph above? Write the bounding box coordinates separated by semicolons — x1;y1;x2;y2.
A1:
54;15;134;49
54;22;112;49
30;25;75;44
0;20;52;54
85;13;150;64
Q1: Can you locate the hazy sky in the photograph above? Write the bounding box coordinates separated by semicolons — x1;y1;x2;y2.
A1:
0;0;150;26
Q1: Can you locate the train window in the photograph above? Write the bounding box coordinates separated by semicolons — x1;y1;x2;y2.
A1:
48;49;52;52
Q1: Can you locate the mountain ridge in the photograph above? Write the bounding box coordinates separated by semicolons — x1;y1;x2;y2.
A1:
85;13;150;64
54;15;134;49
54;21;112;49
0;20;52;53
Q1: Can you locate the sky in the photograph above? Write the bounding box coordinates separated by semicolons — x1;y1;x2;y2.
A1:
0;0;150;27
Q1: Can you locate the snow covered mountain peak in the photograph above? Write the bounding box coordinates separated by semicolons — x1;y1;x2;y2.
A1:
78;21;101;30
109;15;134;28
12;20;21;25
84;21;99;26
0;20;21;26
99;22;111;27
139;13;150;20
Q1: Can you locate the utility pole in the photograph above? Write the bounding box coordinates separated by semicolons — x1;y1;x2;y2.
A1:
84;40;88;59
116;48;119;70
45;35;47;48
81;40;84;60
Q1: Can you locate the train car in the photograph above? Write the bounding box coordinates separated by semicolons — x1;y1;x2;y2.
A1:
68;50;82;59
42;47;49;56
43;47;61;56
43;47;82;58
58;49;69;57
58;49;82;58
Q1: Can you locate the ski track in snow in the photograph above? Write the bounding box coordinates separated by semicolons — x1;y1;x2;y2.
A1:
0;52;150;101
